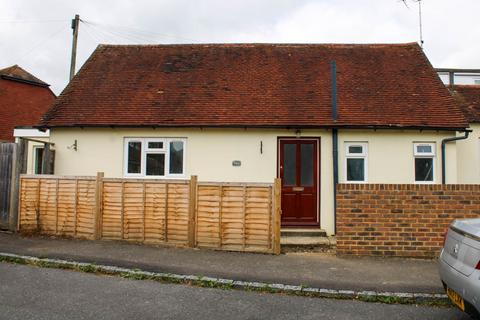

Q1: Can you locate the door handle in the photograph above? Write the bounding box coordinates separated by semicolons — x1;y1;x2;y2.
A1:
292;187;304;192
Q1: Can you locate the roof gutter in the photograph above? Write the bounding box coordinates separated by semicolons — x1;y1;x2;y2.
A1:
36;124;467;132
441;130;471;184
0;75;50;87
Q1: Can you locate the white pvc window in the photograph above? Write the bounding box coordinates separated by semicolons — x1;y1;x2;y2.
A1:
124;138;186;178
414;143;435;183
345;142;368;183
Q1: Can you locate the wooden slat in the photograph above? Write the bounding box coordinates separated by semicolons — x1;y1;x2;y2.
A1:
74;179;78;236
55;179;59;234
164;184;168;242
242;186;246;250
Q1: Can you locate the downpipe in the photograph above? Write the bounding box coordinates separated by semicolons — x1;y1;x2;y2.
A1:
332;129;338;234
441;130;471;184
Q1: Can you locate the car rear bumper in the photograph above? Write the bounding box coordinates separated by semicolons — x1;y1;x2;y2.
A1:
439;249;480;316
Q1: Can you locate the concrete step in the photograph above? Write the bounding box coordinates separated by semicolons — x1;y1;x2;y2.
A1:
281;228;327;238
280;229;335;253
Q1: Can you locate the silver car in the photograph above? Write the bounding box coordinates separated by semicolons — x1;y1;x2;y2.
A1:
439;218;480;318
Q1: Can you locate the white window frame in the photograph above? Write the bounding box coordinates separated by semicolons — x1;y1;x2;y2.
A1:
413;142;435;184
123;138;187;179
344;142;368;183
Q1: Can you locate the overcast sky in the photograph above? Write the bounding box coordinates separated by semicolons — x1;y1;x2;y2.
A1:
1;0;478;94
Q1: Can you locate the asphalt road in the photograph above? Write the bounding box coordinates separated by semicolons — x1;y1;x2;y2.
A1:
0;263;471;320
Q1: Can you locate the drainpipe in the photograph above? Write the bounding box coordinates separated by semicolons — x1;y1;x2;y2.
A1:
441;130;471;184
332;129;338;234
331;61;339;234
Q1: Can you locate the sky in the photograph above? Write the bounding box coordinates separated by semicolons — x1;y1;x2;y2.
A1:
0;0;479;94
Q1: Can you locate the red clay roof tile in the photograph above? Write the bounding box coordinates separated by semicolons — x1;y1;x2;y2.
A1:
40;43;468;130
449;85;480;123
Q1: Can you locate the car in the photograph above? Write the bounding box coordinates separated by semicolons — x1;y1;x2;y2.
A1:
439;218;480;319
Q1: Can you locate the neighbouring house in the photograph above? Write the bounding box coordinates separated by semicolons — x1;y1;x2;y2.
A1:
450;85;480;183
38;43;469;236
0;65;55;174
437;68;480;86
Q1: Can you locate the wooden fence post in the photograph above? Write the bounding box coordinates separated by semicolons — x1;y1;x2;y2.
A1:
9;138;27;231
93;172;104;240
273;178;282;255
188;175;198;248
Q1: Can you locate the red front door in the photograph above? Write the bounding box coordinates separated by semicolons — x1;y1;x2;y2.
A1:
279;139;319;227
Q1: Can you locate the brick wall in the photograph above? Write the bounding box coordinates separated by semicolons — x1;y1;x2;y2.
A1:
336;184;480;258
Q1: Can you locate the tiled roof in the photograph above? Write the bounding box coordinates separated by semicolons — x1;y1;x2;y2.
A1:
40;43;468;130
449;85;480;123
0;66;55;141
0;65;49;87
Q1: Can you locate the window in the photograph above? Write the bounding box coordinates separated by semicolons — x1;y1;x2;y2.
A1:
345;142;367;182
475;79;480;85
414;143;435;183
124;138;186;178
33;146;44;174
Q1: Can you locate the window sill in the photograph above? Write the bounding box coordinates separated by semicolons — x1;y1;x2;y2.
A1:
414;181;435;185
123;175;188;180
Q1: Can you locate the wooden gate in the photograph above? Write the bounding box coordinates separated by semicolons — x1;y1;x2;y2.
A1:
0;143;15;227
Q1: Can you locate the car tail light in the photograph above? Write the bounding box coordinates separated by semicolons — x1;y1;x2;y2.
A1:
442;228;449;247
476;261;480;270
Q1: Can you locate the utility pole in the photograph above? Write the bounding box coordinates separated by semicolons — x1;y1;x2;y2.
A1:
69;14;80;81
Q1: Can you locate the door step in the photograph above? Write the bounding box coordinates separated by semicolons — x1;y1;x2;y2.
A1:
281;229;327;238
280;229;335;253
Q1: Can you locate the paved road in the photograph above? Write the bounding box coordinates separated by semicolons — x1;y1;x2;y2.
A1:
0;263;470;320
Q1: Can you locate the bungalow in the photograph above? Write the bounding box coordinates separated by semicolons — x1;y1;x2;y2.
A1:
38;43;468;235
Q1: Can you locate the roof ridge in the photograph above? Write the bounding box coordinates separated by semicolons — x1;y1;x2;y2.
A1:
97;42;419;49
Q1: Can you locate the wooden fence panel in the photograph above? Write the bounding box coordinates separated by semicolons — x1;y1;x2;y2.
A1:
102;181;123;240
123;182;144;241
196;183;276;253
245;187;272;251
18;175;281;254
221;186;247;251
0;143;15;227
196;185;222;248
144;182;167;243
75;180;95;239
166;183;189;245
38;179;57;234
56;180;76;236
18;178;40;231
